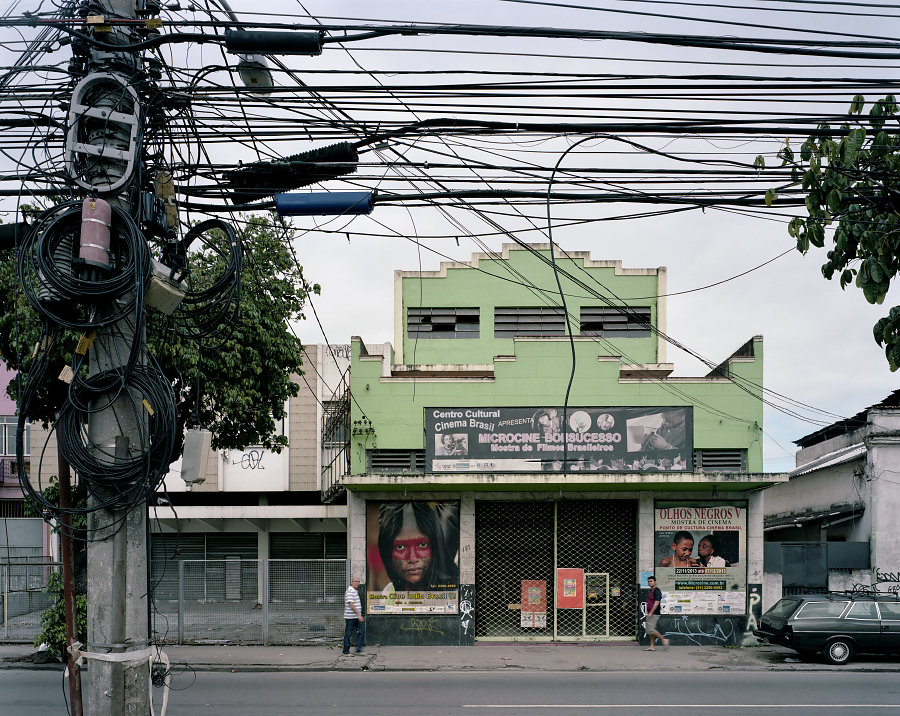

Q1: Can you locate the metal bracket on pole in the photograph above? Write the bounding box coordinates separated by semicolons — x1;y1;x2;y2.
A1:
65;73;141;195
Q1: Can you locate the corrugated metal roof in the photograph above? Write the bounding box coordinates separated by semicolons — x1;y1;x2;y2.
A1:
765;502;865;530
794;389;900;448
790;443;866;478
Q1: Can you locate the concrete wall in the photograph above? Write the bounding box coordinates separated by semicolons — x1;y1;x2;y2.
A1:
396;246;664;367
0;362;15;414
763;459;872;543
351;335;765;475
762;571;782;612
868;409;900;577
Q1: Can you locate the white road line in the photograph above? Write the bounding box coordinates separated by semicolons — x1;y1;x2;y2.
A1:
462;706;900;710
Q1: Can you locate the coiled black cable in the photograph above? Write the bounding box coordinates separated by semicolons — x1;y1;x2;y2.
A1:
17;201;150;330
55;359;179;511
172;218;242;342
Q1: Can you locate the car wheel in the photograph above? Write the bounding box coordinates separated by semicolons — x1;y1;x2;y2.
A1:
824;638;855;665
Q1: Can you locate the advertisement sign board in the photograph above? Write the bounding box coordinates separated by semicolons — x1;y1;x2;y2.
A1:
654;502;747;615
366;501;460;615
426;406;693;473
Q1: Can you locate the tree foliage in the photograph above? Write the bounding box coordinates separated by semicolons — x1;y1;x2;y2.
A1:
0;212;318;451
763;95;900;370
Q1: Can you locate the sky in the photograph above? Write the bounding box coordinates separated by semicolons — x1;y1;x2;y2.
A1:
1;0;898;472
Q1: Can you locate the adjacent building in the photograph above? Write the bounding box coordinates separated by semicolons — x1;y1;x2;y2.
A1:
763;390;900;603
334;243;787;646
0;362;47;561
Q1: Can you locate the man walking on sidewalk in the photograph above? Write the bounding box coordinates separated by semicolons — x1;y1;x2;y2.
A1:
644;575;669;651
343;576;365;656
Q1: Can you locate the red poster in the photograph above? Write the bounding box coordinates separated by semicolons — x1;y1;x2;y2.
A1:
521;580;547;628
555;568;584;609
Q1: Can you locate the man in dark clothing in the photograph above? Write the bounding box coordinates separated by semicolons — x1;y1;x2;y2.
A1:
644;576;669;651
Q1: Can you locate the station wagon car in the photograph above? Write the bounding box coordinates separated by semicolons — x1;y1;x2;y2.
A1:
754;593;900;664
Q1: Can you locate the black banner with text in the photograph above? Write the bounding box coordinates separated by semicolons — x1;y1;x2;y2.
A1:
426;406;692;473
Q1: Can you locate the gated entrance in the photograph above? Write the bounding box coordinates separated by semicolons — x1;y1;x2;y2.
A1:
474;499;637;641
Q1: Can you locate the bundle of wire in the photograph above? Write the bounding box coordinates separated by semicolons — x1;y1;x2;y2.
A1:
172;218;242;342
54;359;178;512
17;201;149;330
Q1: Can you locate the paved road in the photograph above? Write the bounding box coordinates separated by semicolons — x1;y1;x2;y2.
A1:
5;669;900;715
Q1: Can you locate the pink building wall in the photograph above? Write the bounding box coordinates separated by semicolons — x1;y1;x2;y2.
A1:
0;361;15;414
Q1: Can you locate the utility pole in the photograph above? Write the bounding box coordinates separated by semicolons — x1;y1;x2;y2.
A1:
74;2;150;713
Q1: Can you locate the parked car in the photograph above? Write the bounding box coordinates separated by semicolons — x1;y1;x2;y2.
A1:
754;592;900;665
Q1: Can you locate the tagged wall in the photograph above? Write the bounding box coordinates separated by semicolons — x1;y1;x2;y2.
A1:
366;584;475;646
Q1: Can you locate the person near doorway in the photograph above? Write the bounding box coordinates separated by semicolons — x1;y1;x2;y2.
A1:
644;575;669;651
343;576;365;656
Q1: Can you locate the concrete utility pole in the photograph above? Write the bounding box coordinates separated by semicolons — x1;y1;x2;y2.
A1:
80;1;150;713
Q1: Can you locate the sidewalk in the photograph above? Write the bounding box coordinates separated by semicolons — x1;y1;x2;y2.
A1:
2;642;899;672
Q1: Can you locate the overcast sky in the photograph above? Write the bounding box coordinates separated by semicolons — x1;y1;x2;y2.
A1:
2;1;898;472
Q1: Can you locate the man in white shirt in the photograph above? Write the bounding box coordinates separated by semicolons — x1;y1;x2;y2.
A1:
342;576;365;656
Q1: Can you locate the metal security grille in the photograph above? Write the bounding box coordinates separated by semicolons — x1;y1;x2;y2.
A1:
150;559;347;645
556;500;637;639
475;500;637;641
266;559;347;644
475;502;555;639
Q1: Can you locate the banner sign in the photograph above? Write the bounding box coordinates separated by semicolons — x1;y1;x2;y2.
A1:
654;502;747;615
366;501;460;615
426;406;692;473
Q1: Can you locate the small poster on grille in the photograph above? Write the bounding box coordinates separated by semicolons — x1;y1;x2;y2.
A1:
426;406;692;473
555;568;584;609
654;502;747;615
520;580;547;628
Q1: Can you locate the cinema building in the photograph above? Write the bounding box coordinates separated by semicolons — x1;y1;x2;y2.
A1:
326;244;786;645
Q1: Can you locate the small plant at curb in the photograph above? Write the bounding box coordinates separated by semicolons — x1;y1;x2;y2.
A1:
33;572;87;660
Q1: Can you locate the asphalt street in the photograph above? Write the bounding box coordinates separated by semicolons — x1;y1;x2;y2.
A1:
4;669;900;715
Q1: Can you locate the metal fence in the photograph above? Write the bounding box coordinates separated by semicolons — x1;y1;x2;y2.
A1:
0;562;59;643
151;558;348;645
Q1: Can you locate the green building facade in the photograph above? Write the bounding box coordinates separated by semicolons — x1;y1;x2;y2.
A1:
336;244;785;646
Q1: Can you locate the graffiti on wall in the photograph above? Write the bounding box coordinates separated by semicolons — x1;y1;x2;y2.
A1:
742;584;762;644
232;449;266;470
459;584;475;638
663;615;736;645
874;568;900;594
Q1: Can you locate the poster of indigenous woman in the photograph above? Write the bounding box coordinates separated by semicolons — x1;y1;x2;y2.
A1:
366;501;460;615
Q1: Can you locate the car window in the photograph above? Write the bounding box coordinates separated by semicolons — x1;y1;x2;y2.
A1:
879;602;900;620
794;601;848;619
765;598;802;619
846;601;879;620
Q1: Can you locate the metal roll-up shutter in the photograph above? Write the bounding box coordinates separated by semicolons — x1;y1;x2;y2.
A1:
270;533;325;559
324;533;347;559
205;533;257;602
150;534;204;601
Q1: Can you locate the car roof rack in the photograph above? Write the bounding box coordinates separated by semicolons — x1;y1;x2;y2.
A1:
828;587;900;600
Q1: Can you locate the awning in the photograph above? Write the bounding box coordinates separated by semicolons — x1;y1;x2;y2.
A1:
764;502;865;531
